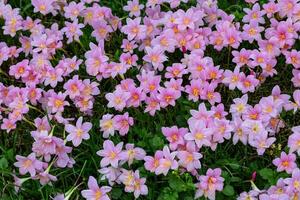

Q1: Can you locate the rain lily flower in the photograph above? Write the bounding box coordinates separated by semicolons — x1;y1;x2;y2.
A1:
65;117;92;147
81;176;111;200
273;152;297;174
14;153;44;177
96;140;126;168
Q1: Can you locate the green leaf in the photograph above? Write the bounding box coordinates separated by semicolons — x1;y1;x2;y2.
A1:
230;177;242;183
0;157;8;169
150;135;164;150
259;168;276;184
111;187;122;199
158;187;179;200
168;175;186;192
259;168;274;180
222;185;235;196
5;149;14;161
221;171;230;183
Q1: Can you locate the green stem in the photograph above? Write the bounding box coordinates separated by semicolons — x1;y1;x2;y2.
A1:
27;104;45;115
23;117;35;126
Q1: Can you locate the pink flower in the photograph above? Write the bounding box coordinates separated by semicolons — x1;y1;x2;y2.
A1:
202;82;221;105
237;74;259;93
33;171;57;185
64;2;85;21
1;118;17;133
177;142;202;172
32;0;55;15
85;43;109;76
263;1;278;17
185;79;203;102
278;0;298;17
286;90;300;112
47;91;69;113
185;121;212;148
249;132;276;155
62;19;84;44
91;20;113;42
132;170;148;198
138;71;161;93
222;67;242;90
237;191;259;200
157;87;181;108
127;86;146;107
273;152;297;174
272;85;290;102
81;176;111;200
0;43;10;65
121;17;147;40
123;143;146;166
285;50;300;69
164;78;184;91
26;86;42;105
271;21;295;48
232;48;251;67
242;22;264;43
232;117;248;145
44;67;64;88
146;0;163;7
195;168;224;200
151;31;177;53
284;168;300;193
98;167;122;186
258;38;281;57
242;119;264;142
65;117;92;147
123;0;144;17
259;96;283;119
155;146;178;176
64;75;84;99
188;103;214;126
162;126;187;150
105;88;130;111
174;8;201;31
242;3;265;24
97;140;126;168
212;119;233;143
121;39;137;53
100;114;115;138
144;94;160;116
165;63;187;79
9;59;30;79
143;45;168;71
113;112;134;136
14;153;44;177
144;150;163;172
288;126;300;155
119;170;148;198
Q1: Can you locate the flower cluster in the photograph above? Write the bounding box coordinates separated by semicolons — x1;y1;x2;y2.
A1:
0;0;299;199
237;126;300;199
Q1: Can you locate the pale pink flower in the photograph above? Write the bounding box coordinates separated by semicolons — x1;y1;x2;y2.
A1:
273;152;297;174
96;140;126;168
65;117;92;147
155;146;178;176
81;176;111;200
14;153;44;177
